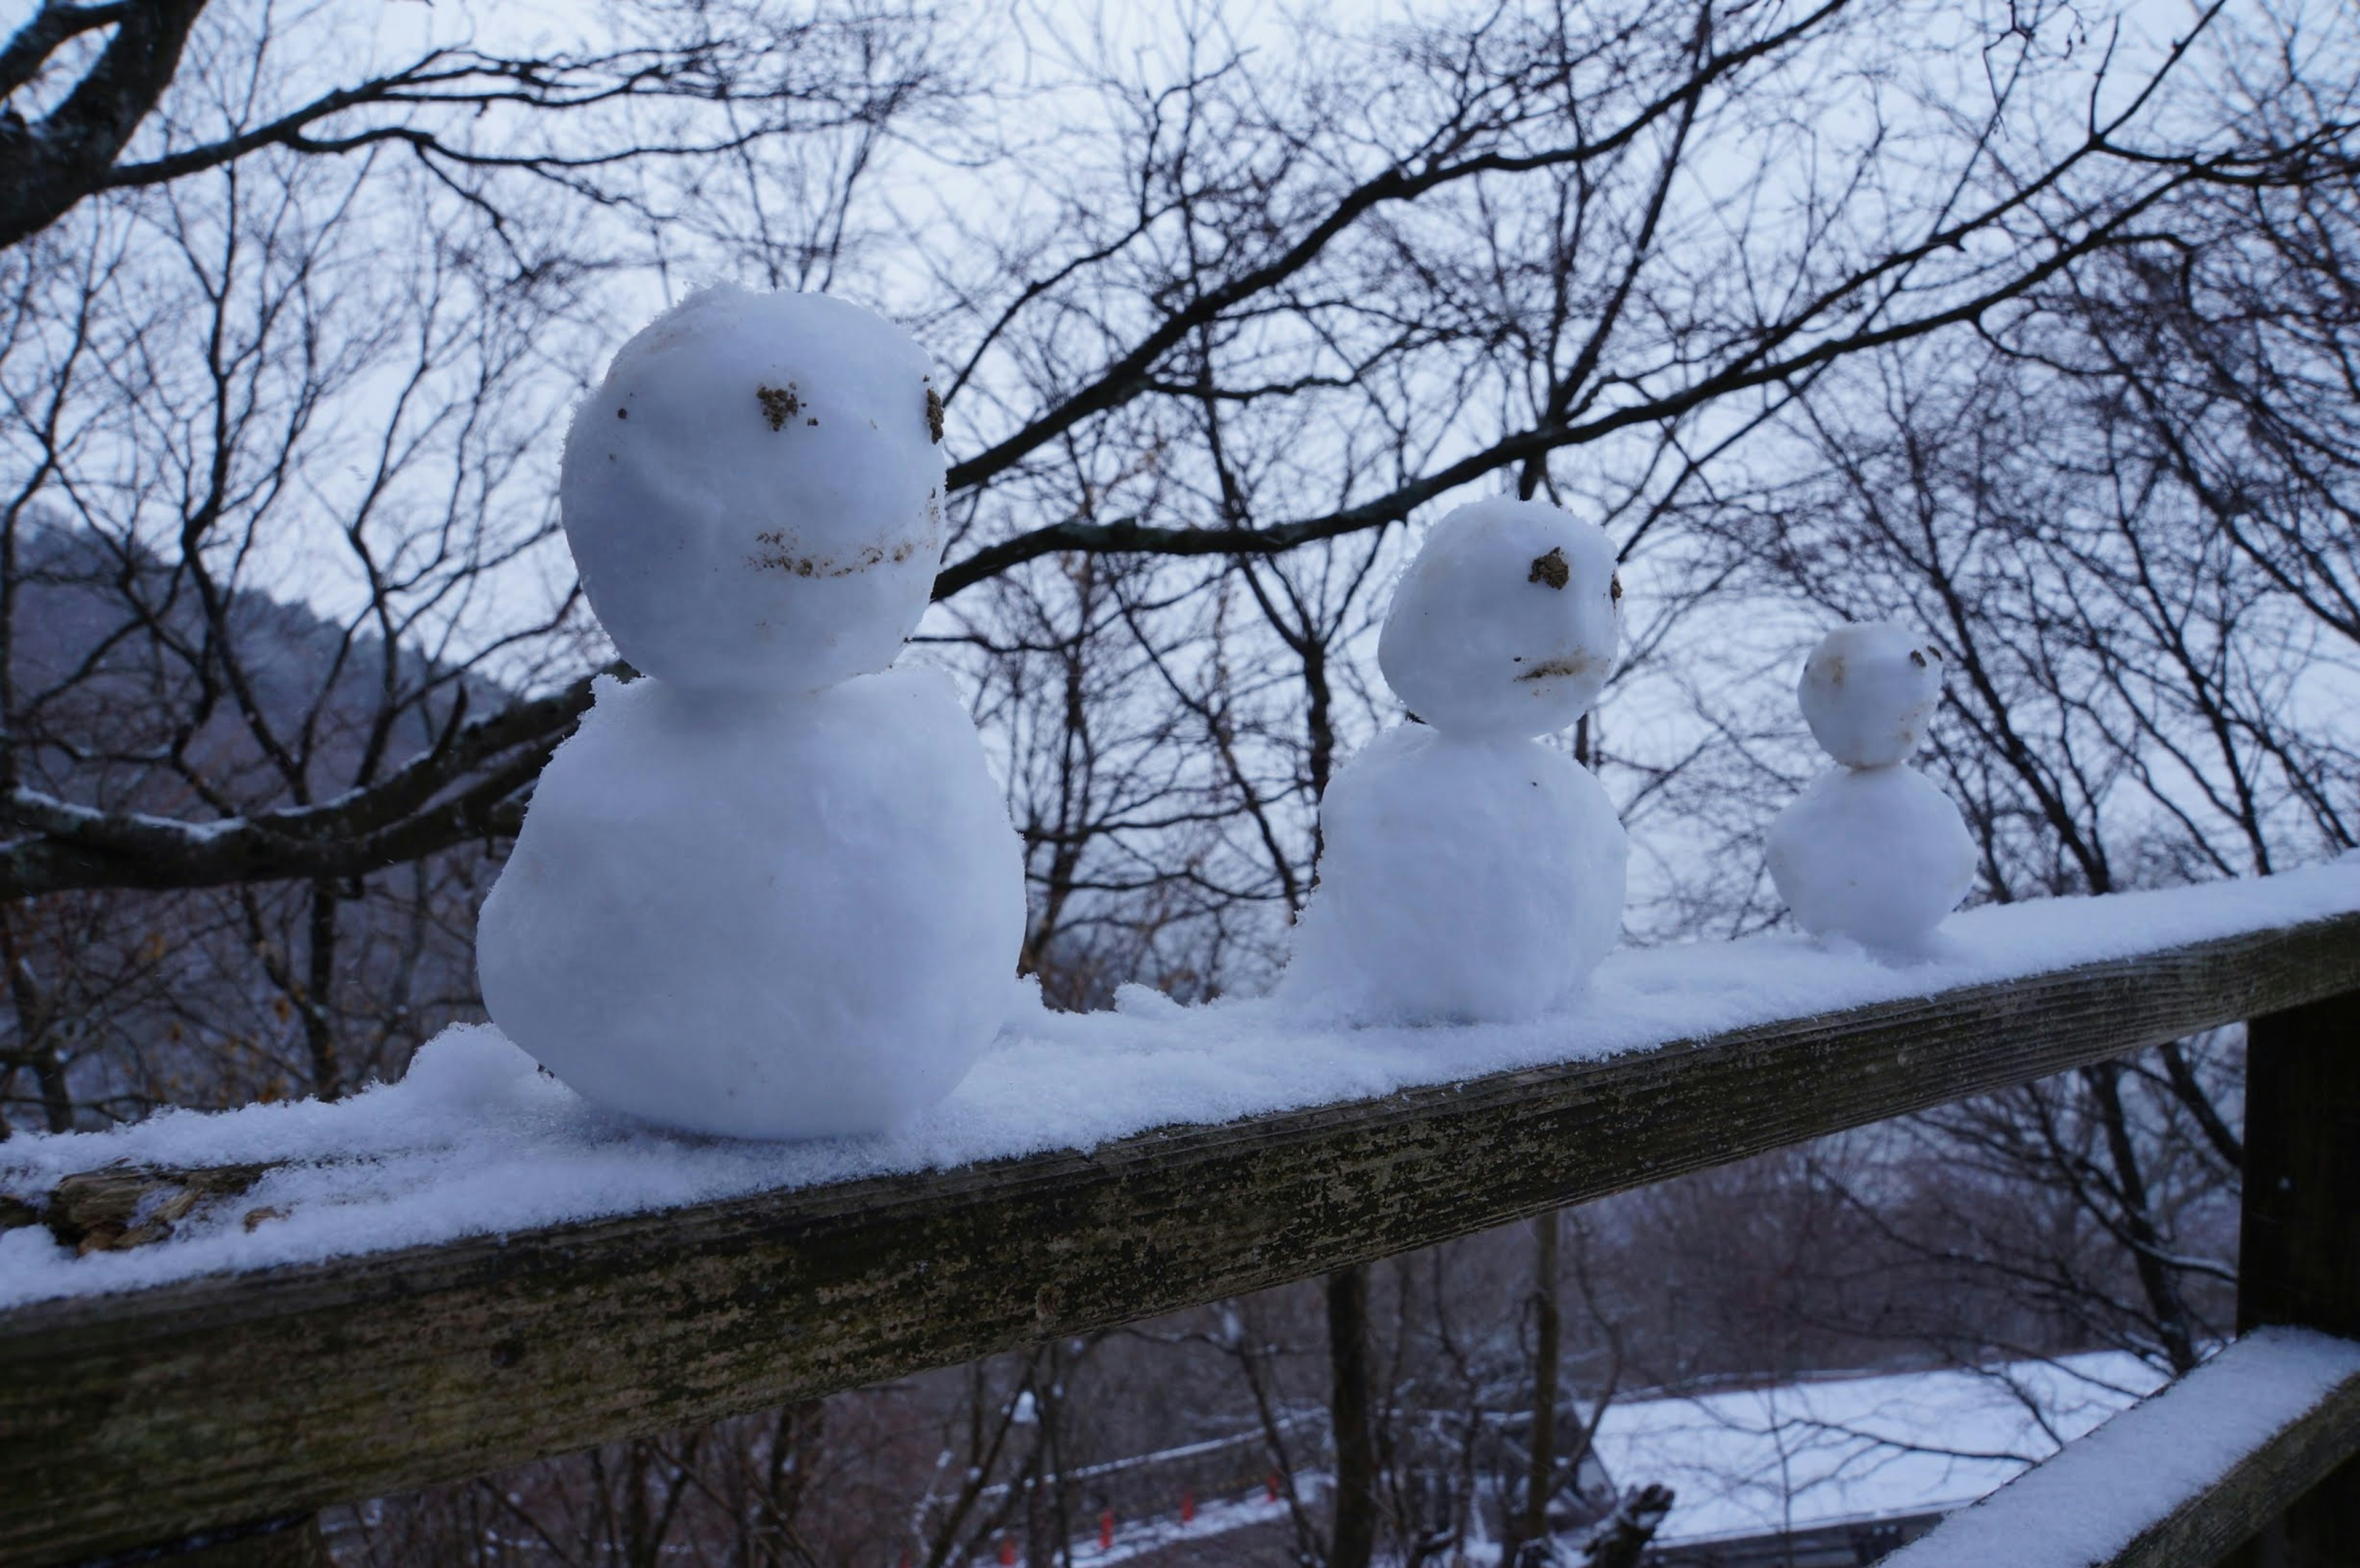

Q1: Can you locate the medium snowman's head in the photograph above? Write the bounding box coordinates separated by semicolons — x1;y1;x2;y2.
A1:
1798;622;1944;769
559;285;947;694
1376;498;1622;740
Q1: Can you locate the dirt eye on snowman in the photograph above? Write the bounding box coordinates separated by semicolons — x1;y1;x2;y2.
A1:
1527;548;1570;590
756;383;801;431
557;284;948;694
1610;572;1622;604
1798;622;1945;770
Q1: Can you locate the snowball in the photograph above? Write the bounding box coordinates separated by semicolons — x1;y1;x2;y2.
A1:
1377;499;1622;739
1281;723;1628;1024
1766;764;1977;952
476;667;1025;1139
1798;622;1943;768
559;285;948;694
395;1026;547;1113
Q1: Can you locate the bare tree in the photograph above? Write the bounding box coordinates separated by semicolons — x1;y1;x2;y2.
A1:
0;0;948;253
6;0;2310;906
0;0;948;1122
1663;4;2357;1386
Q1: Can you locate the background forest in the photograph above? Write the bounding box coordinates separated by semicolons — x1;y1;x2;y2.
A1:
3;0;2356;1562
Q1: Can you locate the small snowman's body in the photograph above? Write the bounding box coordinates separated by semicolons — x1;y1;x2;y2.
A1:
1766;623;1975;954
1281;499;1629;1024
477;286;1023;1139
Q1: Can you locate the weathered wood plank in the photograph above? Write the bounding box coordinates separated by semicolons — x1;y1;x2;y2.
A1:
1882;1328;2360;1568
5;912;2359;1568
2232;987;2360;1565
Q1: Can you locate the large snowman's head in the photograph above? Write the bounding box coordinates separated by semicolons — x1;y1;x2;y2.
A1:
559;286;947;694
1376;498;1622;740
1798;622;1944;768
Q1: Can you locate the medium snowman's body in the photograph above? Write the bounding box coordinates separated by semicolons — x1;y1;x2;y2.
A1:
1765;622;1975;954
476;286;1023;1140
1281;499;1629;1025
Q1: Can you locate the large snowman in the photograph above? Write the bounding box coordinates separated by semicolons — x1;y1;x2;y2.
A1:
1281;498;1629;1024
1765;622;1977;954
476;285;1025;1139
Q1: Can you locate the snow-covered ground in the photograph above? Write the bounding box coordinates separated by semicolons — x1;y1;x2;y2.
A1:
3;860;2355;1309
985;1352;2165;1565
1591;1352;2165;1546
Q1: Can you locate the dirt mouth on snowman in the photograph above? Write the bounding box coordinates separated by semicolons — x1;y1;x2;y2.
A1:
1513;653;1596;681
748;528;921;579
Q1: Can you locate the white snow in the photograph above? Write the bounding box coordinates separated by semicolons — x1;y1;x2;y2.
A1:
557;285;946;695
3;859;2356;1309
1884;1327;2360;1567
1278;724;1627;1024
1797;622;1945;770
1375;498;1622;740
994;1350;2168;1565
476;667;1025;1140
1284;500;1629;1023
1766;766;1978;954
487;288;1025;1140
1769;622;1975;952
1589;1351;2166;1547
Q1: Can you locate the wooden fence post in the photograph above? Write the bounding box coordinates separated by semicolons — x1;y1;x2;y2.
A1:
2236;989;2360;1566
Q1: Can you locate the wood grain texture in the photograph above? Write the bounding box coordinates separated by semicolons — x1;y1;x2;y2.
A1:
2232;989;2360;1565
6;911;2359;1568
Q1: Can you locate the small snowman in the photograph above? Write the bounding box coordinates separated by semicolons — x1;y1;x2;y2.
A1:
1765;622;1977;955
1280;498;1630;1024
476;285;1025;1140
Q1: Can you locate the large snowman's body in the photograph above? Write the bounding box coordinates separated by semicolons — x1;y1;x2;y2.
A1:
477;286;1023;1140
1282;499;1629;1024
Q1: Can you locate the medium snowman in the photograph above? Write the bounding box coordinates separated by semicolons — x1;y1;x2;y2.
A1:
1765;622;1977;954
476;285;1025;1140
1280;498;1629;1024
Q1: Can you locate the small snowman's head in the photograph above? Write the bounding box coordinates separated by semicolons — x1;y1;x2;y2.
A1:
559;285;947;694
1376;498;1622;740
1798;622;1945;769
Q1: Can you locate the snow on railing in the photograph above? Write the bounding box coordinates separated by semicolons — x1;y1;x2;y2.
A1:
4;862;2359;1568
7;862;2357;1311
1886;1328;2360;1568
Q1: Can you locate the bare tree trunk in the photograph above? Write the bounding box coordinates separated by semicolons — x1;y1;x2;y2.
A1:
1328;1264;1377;1568
1522;1211;1563;1552
1044;1341;1074;1568
302;879;340;1100
2083;1060;2200;1373
0;904;69;1132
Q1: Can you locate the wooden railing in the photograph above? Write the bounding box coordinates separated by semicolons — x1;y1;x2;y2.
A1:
4;906;2359;1568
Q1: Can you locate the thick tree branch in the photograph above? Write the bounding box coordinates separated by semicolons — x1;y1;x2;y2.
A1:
940;1;1852;495
0;0;206;249
0;2;130;101
936;179;2187;600
0;668;603;898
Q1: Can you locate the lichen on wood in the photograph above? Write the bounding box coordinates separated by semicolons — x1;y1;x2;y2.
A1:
36;1162;270;1254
